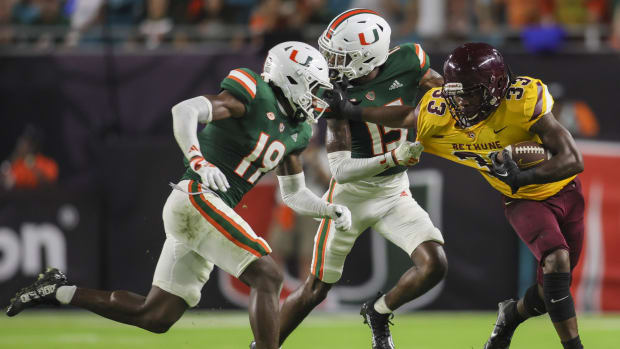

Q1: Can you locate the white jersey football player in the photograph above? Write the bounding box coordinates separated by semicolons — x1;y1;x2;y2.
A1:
273;9;448;349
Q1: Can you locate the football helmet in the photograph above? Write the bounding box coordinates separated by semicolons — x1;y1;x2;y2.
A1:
318;9;391;81
262;41;332;123
442;42;510;128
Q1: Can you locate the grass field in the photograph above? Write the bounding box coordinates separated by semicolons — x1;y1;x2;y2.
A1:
0;311;618;349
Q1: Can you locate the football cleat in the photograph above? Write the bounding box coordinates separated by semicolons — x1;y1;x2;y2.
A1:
484;299;519;349
360;294;395;349
6;267;68;317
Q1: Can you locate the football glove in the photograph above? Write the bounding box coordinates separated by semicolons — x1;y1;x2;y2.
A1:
322;77;362;121
391;141;424;166
190;156;230;193
489;149;532;194
326;204;352;231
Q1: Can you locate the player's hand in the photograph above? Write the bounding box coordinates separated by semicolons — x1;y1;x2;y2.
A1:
490;149;521;194
192;158;230;192
391;141;424;166
322;77;362;121
326;204;352;231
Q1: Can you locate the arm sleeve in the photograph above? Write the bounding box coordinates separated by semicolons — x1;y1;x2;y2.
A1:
278;172;330;218
327;151;395;184
171;96;213;162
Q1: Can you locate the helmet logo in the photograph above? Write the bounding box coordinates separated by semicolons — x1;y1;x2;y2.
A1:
266;112;275;120
365;91;375;101
289;49;313;67
358;29;379;46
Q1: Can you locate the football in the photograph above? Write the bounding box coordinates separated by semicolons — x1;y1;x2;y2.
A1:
498;141;550;169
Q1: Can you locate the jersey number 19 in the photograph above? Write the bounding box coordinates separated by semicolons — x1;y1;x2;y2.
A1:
234;132;286;184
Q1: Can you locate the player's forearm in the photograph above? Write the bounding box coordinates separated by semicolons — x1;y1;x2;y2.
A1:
171;96;213;161
521;151;584;186
327;151;395;184
360;105;416;128
277;172;330;218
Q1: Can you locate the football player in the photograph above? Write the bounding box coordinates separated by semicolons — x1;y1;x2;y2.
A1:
265;9;448;349
5;41;353;349
326;42;586;349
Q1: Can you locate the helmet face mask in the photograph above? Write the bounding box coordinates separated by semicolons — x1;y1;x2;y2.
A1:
442;43;510;129
443;82;490;128
318;9;391;82
262;41;333;123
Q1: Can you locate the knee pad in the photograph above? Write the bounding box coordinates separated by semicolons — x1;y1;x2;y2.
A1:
523;284;547;316
543;273;576;322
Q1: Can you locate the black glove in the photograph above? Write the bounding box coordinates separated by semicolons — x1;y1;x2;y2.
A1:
489;149;528;194
322;77;362;121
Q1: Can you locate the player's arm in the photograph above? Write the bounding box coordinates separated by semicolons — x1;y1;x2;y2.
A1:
171;90;245;192
325;119;421;184
419;68;444;95
491;112;584;194
324;85;419;130
526;113;584;182
275;151;351;230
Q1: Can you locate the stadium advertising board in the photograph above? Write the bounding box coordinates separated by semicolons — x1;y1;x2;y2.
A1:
0;187;101;303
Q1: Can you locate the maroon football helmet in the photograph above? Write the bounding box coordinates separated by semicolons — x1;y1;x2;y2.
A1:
442;43;510;128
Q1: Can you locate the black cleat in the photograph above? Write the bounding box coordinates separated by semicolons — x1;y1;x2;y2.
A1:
360;294;395;349
6;268;68;317
484;299;520;349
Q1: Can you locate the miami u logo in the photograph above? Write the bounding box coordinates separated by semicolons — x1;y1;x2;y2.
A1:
289;50;313;67
358;29;379;45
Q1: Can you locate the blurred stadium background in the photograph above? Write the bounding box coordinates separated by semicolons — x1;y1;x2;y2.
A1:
1;0;619;348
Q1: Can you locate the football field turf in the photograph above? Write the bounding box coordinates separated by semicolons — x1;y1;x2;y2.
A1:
0;311;618;349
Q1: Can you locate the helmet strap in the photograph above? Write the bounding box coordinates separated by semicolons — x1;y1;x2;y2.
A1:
270;83;305;122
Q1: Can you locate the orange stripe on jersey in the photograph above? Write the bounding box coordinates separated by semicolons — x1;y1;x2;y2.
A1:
234;69;256;84
228;76;256;99
415;44;426;69
326;9;379;39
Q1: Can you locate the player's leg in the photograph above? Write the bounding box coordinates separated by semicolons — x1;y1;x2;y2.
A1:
382;241;447;310
6;236;203;332
541;179;585;348
239;255;283;349
486;181;585;349
278;274;333;344
365;191;446;349
183;179;282;349
278;185;367;346
70;285;187;333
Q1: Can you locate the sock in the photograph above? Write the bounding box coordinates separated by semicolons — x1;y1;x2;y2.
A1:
543;273;576;323
373;295;392;314
507;301;525;325
523;283;547;316
56;285;77;305
562;336;583;349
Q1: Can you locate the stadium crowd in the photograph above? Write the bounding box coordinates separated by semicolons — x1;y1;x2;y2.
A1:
0;0;619;52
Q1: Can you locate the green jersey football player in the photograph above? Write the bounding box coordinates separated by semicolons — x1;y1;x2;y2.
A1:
6;41;352;349
273;9;447;349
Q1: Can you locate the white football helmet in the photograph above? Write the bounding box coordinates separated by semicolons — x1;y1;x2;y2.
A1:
318;9;391;81
262;41;333;123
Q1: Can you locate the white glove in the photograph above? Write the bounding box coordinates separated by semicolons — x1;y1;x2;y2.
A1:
191;157;230;192
326;204;352;231
391;141;424;166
